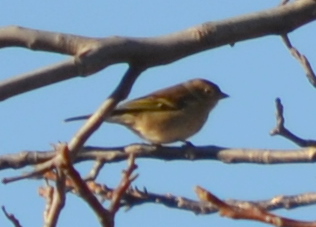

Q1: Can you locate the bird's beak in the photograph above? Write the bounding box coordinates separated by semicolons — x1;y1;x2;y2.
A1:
220;92;229;99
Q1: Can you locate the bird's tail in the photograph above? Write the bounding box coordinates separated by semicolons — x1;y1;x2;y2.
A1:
64;114;92;122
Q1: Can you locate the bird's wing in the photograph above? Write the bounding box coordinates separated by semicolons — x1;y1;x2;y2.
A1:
112;96;181;115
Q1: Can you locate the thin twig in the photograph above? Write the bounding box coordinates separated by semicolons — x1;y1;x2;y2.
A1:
1;206;23;227
2;66;143;187
42;171;316;215
270;98;316;147
68;65;144;158
109;154;138;214
2;158;55;184
196;186;316;227
56;144;114;227
39;183;54;224
44;170;66;227
281;34;316;87
2;144;64;184
84;160;105;181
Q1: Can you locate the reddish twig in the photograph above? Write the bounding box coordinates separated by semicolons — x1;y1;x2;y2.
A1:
109;154;138;214
196;186;316;227
43;170;66;227
55;144;113;227
39;183;54;224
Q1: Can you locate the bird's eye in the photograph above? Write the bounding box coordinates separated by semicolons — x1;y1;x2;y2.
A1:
204;88;212;94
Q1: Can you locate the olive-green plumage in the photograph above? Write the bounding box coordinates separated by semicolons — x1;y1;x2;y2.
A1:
65;78;228;144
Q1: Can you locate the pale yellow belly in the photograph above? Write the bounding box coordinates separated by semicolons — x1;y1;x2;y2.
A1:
131;108;209;144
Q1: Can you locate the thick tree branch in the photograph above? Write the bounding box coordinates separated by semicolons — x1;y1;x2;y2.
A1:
0;26;96;54
0;60;79;101
0;0;315;100
2;144;316;171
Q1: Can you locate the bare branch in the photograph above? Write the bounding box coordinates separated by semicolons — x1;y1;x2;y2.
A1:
196;186;316;227
1;206;23;227
39;183;54;225
281;34;316;87
0;0;316;100
0;26;96;54
0;59;78;101
0;67;143;179
2;158;55;184
84;160;105;181
79;144;316;164
2;143;113;226
68;65;143;158
43;170;66;227
270;98;316;147
35;172;316;216
109;154;138;214
2;144;316;172
55;144;113;227
0;150;54;170
1;142;71;184
1;66;142;182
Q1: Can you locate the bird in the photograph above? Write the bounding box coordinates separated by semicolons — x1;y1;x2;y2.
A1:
65;78;228;144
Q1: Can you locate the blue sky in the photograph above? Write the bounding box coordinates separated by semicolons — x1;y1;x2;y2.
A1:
1;1;316;227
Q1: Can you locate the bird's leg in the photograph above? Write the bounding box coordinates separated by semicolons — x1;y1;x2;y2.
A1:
181;141;196;160
182;141;194;147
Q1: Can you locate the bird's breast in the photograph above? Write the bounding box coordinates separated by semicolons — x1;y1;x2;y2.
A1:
128;105;210;144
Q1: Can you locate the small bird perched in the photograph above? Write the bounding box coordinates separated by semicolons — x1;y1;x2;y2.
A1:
65;78;228;144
